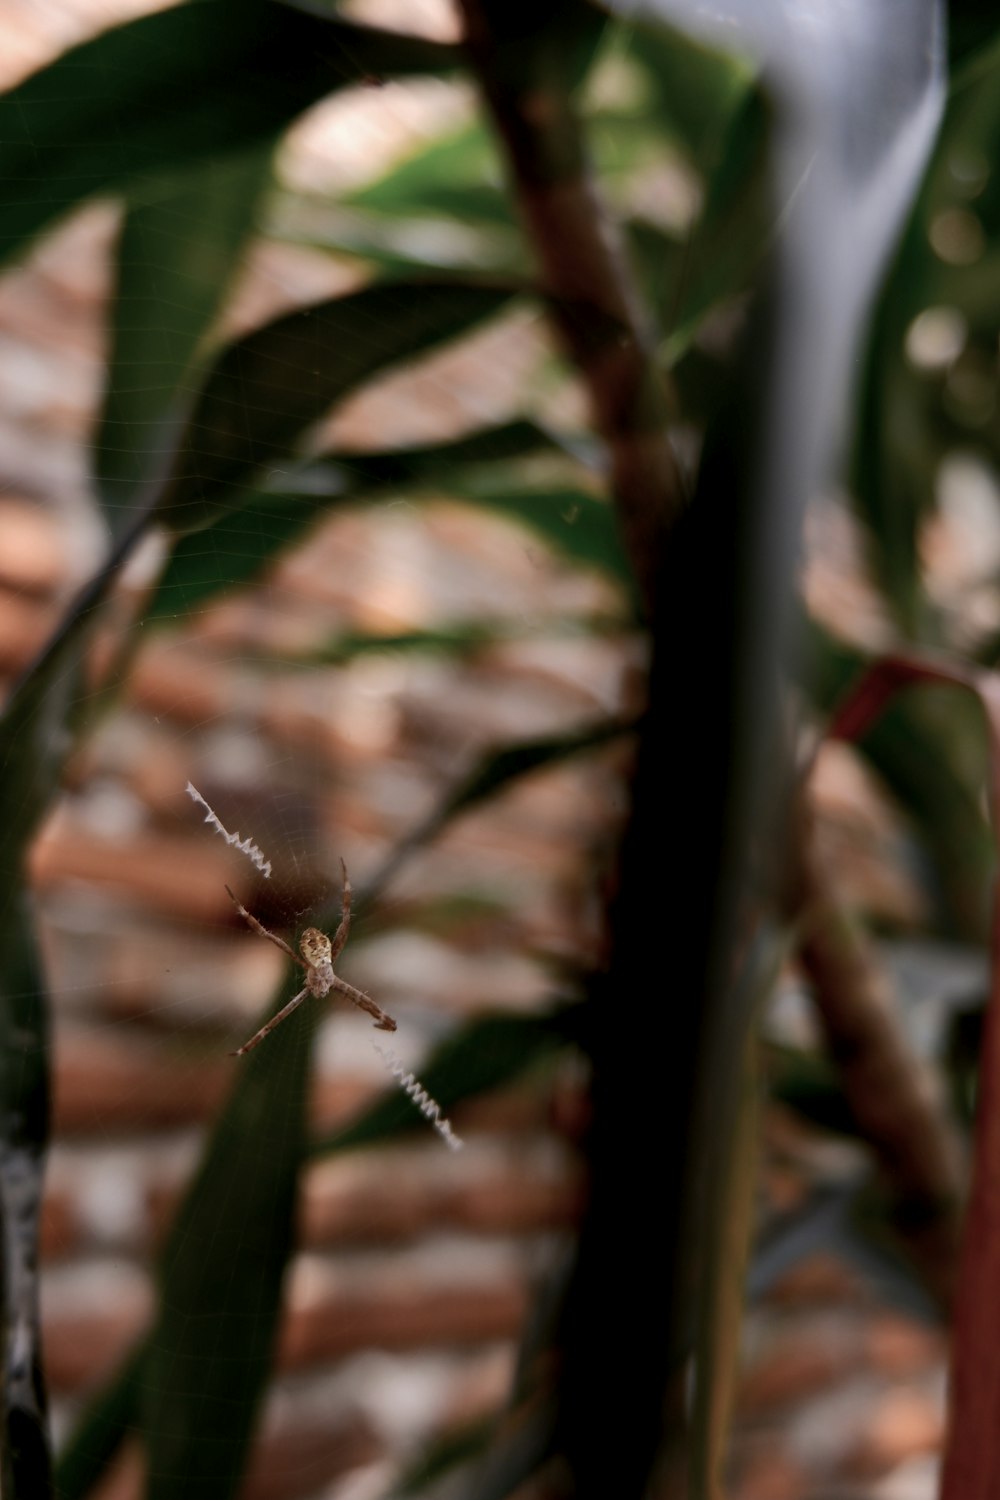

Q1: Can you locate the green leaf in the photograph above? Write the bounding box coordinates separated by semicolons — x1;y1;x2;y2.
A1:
258;615;621;670
321;417;575;485
0;1;459;264
346;122;513;227
155;278;518;534
659;87;772;364
144;418;578;623
393;1416;495;1497
450;479;632;586
95;144;275;532
142;976;318;1500
621;18;752;171
848;32;1000;632
360;717;632;905
310;1008;580;1158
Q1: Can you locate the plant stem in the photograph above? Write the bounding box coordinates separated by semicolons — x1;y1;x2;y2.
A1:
788;793;965;1306
457;0;686;617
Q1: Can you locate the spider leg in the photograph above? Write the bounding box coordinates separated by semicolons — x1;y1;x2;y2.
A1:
328;858;352;963
331;974;397;1032
232;985;311;1057
225;885;306;969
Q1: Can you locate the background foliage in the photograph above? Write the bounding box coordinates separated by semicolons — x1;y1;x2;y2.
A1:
0;0;997;1497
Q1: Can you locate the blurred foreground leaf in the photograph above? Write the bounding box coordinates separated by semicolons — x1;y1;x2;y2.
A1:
146;418;600;622
0;0;458;263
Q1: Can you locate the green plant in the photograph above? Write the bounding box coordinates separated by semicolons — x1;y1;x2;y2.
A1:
0;1;997;1498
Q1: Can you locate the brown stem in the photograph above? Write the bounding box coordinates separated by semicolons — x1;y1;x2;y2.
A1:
457;0;687;615
788;791;965;1307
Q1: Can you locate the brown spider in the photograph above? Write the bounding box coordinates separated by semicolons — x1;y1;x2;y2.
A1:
227;860;396;1056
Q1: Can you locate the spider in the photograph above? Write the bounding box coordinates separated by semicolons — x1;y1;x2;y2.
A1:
227;859;396;1056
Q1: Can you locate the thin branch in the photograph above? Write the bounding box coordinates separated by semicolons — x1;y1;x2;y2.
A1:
786;790;965;1307
457;0;686;617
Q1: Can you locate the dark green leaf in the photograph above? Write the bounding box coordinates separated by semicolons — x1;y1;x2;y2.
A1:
621;18;752;171
766;1042;861;1136
142;979;317;1500
144;418;580;622
0;1;459;263
96;144;275;532
427;719;629;827
449;480;632;586
362;717;632;900
155;278;518;534
346;122;512;227
0;892;51;1498
393;1416;495;1497
659;87;772;364
310;1008;580;1157
321;417;576;485
849;32;1000;631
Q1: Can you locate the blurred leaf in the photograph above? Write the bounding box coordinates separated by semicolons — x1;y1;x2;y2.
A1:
347;122;513;227
145;419;599;623
427;719;629;827
849;30;1000;631
310;1008;581;1157
155;278;517;535
142;979;317;1500
0;892;51;1497
766;1041;862;1136
261;615;621;670
0;1;459;263
659;87;772;364
802;620;992;941
393;1416;496;1497
55;1344;142;1500
450;479;632;587
620;18;752;171
317;417;580;485
363;716;633;901
949;11;1000;70
95;144;275;533
943;1003;984;1129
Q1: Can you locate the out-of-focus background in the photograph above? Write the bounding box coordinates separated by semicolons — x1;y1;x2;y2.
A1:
0;1;998;1498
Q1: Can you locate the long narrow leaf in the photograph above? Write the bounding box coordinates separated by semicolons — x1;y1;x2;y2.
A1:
142;978;318;1500
96;144;275;532
0;2;459;264
155;279;518;534
360;717;633;902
